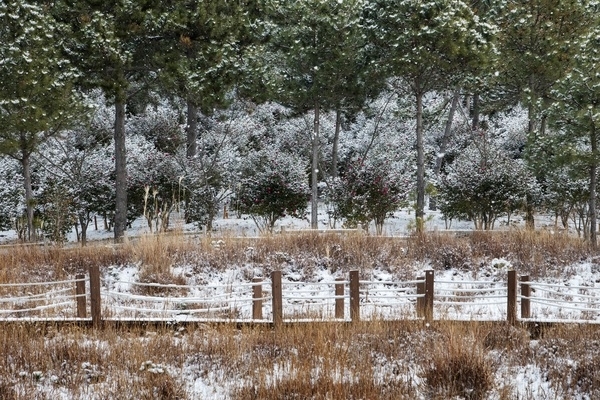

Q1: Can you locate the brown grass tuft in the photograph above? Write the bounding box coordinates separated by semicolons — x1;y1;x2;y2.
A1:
483;323;531;352
422;329;495;400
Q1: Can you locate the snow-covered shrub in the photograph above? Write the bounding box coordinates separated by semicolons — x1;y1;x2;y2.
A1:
0;157;25;232
439;139;535;230
542;162;590;235
235;150;310;232
127;100;185;155
181;109;241;231
327;157;410;234
184;156;231;231
127;135;183;232
36;178;76;243
36;118;115;243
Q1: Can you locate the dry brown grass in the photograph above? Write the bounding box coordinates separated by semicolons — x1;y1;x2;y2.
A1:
0;230;592;285
0;231;596;397
422;333;494;400
0;319;599;398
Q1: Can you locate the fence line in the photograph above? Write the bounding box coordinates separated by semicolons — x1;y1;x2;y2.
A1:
4;268;600;326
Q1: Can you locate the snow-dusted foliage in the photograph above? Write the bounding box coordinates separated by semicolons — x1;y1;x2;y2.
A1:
0;157;24;232
33;96;115;242
127;101;185;155
486;106;529;158
235;149;310;233
181;107;242;231
327;157;410;234
127;134;183;233
543;162;590;236
439;137;536;230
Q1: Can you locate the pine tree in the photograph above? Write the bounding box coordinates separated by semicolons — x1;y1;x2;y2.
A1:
55;0;166;242
548;14;600;248
264;0;378;229
0;0;82;241
157;0;261;158
362;0;495;232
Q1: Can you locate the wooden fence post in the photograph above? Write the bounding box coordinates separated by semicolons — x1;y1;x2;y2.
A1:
271;271;283;328
252;277;263;320
335;278;344;319
89;266;102;328
75;273;87;318
349;270;360;322
424;270;434;322
416;276;425;318
520;274;531;319
507;270;517;325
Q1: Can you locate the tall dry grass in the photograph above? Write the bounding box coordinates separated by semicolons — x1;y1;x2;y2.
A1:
0;231;596;398
0;230;592;287
1;320;599;399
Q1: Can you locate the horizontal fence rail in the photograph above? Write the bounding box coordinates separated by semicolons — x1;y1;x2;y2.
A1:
0;276;86;318
3;268;600;326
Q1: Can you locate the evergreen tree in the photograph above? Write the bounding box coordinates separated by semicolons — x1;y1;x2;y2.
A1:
439;137;535;230
264;0;378;229
548;15;600;248
0;0;82;241
55;0;166;242
362;0;495;232
158;0;261;158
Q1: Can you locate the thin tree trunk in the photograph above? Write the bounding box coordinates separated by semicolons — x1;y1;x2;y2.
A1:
430;90;460;211
79;213;89;247
525;75;536;230
21;152;35;242
540;115;547;136
186;100;198;158
311;105;320;229
590;118;597;249
415;89;425;233
528;102;536;137
331;108;341;178
114;98;128;243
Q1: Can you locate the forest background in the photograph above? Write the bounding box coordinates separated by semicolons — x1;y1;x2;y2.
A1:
1;0;599;247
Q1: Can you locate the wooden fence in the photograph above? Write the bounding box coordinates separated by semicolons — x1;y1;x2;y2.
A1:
1;268;600;327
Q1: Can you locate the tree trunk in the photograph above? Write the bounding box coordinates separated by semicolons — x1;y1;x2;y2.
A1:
311;105;320;229
527;74;537;136
415;89;425;233
525;75;536;230
114;99;128;243
79;212;89;247
21;152;35;242
590;118;597;250
528;102;536;137
430;90;460;211
186;100;198;158
331;108;341;178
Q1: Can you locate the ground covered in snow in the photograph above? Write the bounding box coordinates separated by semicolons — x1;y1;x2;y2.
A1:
2;208;600;399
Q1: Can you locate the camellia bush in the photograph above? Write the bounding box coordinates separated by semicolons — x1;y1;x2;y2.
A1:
327;158;410;234
439;141;536;230
235;150;310;233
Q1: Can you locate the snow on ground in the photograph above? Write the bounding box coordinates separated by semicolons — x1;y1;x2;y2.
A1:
2;206;599;399
1;206;597;324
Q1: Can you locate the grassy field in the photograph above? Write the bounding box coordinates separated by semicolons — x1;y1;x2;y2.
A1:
0;231;598;399
1;319;600;399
